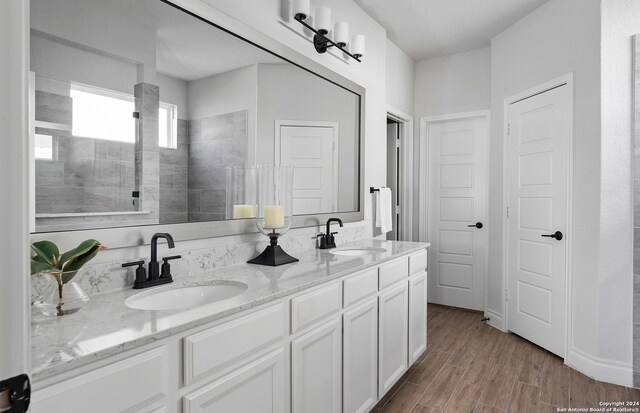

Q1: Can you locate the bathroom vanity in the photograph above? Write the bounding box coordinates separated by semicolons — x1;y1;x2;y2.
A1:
30;241;428;413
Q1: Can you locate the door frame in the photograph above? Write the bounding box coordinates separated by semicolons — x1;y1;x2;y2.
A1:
275;120;340;212
502;73;574;360
419;110;490;310
386;105;414;241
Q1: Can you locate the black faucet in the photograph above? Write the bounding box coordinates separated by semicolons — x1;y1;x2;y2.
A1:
316;218;343;249
122;233;181;289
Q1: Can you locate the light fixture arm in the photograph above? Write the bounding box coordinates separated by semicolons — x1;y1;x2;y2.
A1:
294;14;362;62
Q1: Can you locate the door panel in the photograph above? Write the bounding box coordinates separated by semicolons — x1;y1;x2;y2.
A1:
506;85;569;358
427;116;488;311
291;319;342;413
278;125;336;215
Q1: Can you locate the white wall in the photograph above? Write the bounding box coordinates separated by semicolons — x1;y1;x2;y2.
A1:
491;0;635;385
412;47;491;237
599;0;640;371
385;38;414;115
0;0;30;379
414;47;491;118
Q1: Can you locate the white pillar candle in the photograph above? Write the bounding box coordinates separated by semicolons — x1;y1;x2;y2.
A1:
334;21;349;46
292;0;310;20
351;34;365;57
263;206;285;229
233;204;256;219
315;7;331;34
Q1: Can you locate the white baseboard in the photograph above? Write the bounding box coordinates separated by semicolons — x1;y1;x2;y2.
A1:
484;309;505;332
567;347;633;387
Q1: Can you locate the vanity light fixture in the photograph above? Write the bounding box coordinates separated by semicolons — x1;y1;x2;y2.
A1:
292;1;365;62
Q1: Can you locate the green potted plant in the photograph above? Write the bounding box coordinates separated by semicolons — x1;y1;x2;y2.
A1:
31;239;105;316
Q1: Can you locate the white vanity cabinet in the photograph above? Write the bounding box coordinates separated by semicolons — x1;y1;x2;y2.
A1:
409;271;428;364
291;318;342;413
183;348;286;413
32;247;428;413
30;347;169;413
343;297;378;413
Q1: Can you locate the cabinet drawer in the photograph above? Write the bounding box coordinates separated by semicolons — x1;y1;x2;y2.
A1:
343;268;378;308
184;303;286;385
31;347;167;413
291;282;341;334
409;250;428;275
379;257;409;290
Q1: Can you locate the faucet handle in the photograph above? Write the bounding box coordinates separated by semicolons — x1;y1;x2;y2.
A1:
313;233;325;239
122;260;147;288
161;255;181;278
330;232;338;235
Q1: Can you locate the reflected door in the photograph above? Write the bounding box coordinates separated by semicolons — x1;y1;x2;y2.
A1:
506;85;569;357
278;124;337;215
427;115;488;311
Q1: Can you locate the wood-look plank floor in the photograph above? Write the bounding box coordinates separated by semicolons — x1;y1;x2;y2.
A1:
372;304;637;413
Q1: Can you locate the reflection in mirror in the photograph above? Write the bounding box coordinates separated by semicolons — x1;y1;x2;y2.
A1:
30;0;361;233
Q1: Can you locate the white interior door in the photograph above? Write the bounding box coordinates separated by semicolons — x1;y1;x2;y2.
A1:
278;124;337;215
506;85;570;358
427;115;488;311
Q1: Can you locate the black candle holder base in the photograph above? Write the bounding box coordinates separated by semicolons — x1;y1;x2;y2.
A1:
248;234;299;267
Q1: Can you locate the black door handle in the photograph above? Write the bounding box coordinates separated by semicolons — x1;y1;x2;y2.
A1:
468;222;483;229
541;231;563;241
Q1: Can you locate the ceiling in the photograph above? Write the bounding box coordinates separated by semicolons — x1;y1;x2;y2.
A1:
85;0;282;81
353;0;549;61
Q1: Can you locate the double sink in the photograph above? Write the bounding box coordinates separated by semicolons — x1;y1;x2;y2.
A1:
124;247;387;311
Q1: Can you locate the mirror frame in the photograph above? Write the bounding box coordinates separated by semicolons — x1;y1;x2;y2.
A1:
30;0;365;248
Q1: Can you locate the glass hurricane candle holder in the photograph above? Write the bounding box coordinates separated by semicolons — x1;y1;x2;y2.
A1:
248;164;299;266
226;166;257;220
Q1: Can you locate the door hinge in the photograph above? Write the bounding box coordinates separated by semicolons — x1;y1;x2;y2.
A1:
507;123;511;135
506;206;510;218
396;139;401;148
505;289;509;302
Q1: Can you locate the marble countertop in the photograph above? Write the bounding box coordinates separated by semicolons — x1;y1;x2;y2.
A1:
31;239;429;382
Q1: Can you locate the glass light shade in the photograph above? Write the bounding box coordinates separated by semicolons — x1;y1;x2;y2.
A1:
293;0;310;20
334;21;349;47
315;7;331;34
254;164;294;237
351;34;365;57
226;166;257;220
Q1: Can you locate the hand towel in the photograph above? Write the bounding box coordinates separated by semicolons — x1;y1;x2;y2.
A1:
375;188;393;234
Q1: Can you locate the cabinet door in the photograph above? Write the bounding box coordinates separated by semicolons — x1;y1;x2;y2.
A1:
183;348;286;413
291;319;341;413
409;272;428;364
378;281;409;397
343;298;378;413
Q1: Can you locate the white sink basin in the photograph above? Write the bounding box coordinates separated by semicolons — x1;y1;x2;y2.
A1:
125;281;248;311
330;247;387;257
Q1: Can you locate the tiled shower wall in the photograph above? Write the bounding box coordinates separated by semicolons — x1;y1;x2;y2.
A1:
159;119;189;224
187;110;248;222
633;35;640;386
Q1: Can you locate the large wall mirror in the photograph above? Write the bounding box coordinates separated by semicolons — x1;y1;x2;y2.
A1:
29;0;364;244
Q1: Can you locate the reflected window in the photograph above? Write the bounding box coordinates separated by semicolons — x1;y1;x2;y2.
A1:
34;133;53;160
70;83;177;148
70;84;135;143
159;102;177;149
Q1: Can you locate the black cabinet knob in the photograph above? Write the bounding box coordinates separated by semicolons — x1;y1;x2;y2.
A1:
468;222;483;229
